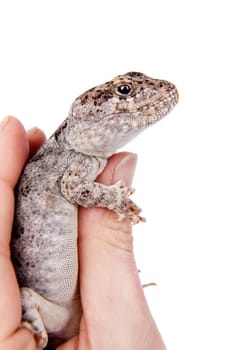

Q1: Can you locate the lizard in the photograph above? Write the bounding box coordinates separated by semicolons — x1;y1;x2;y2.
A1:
10;71;179;349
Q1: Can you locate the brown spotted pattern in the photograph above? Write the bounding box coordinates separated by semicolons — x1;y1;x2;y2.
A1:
11;72;178;348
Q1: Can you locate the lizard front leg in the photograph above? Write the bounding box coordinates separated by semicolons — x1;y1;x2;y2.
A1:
60;165;145;224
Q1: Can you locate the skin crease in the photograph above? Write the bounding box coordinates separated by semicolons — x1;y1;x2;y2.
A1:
0;116;166;350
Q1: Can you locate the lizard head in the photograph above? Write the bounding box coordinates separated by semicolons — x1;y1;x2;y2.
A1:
57;72;179;157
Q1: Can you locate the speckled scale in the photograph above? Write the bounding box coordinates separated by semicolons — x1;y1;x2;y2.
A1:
11;72;178;348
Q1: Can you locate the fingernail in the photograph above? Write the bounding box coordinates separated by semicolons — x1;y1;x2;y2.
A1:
0;116;10;130
113;153;138;186
27;126;39;135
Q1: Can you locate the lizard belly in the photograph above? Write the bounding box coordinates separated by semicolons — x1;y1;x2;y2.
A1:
12;188;78;306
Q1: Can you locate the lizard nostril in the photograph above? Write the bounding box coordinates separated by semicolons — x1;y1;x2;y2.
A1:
158;81;166;88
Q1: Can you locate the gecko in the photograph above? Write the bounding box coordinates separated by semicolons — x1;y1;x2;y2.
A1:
11;72;179;349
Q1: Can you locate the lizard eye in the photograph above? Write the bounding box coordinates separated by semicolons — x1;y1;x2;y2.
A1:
116;84;132;96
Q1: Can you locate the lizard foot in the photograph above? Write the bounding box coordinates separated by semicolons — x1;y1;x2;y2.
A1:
113;180;135;196
21;287;48;349
112;181;146;224
116;199;146;224
20;319;48;349
19;287;81;349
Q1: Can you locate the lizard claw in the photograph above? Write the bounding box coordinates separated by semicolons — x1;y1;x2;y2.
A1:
130;215;146;225
116;201;146;224
128;187;135;195
114;180;135;196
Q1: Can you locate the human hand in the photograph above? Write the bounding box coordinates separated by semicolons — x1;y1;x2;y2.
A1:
0;116;166;350
0;116;45;350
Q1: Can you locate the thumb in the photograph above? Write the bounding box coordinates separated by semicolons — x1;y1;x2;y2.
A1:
78;152;159;348
78;152;137;254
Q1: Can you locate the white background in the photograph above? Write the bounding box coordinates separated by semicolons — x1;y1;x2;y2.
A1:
0;1;233;349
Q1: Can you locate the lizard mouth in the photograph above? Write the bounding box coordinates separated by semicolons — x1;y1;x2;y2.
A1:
137;87;179;127
101;85;179;133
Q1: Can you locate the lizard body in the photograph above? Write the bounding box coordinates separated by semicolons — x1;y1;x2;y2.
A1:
11;72;178;348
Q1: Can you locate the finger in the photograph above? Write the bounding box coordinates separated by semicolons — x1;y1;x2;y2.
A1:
0;328;37;350
56;335;79;350
0;116;29;246
0;116;29;340
0;116;29;188
78;152;138;232
27;127;46;159
78;153;159;346
97;151;138;187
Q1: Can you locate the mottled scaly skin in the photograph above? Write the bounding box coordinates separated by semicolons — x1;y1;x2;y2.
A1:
11;72;179;348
